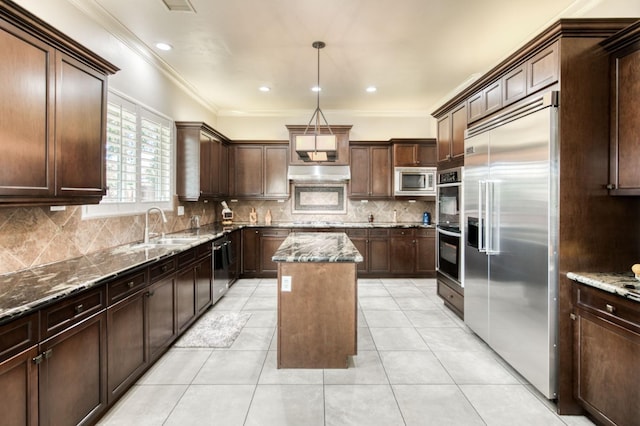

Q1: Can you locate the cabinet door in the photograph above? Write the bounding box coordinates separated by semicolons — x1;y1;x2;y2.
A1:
415;144;436;166
264;145;289;198
437;115;452;163
242;229;260;274
107;292;146;403
39;312;107;426
176;267;196;333
502;63;527;107
527;41;559;94
260;229;290;275
350;238;368;274
0;346;39;426
574;309;640;426
451;103;467;160
467;90;485;123
611;47;640;192
0;21;55;197
415;229;436;274
370;146;392;197
55;52;107;199
233;145;263;197
147;275;176;361
218;143;229;197
393;144;417;166
368;230;390;274
199;133;214;196
196;254;213;314
349;146;370;198
390;230;415;274
228;229;241;282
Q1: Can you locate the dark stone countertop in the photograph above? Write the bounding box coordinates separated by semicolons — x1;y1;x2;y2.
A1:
567;272;640;303
0;221;427;324
272;232;364;263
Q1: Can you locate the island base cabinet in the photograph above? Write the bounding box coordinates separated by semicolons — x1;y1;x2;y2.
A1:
277;262;357;369
39;312;107;426
0;346;38;426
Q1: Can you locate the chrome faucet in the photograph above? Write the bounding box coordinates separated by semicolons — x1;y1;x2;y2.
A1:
144;207;168;244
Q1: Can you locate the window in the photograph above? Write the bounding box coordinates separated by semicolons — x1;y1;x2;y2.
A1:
83;91;174;218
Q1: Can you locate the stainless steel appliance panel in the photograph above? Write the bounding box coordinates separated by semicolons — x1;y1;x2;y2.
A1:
463;130;490;342
487;107;556;398
463;93;558;399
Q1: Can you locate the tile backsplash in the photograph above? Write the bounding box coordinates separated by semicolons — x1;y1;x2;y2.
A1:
0;197;434;275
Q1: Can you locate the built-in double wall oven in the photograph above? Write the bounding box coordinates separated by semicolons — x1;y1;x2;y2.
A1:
436;167;463;284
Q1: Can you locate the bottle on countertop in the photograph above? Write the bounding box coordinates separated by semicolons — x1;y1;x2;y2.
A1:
422;211;431;225
249;207;257;224
392;209;397;223
265;209;272;225
368;213;374;223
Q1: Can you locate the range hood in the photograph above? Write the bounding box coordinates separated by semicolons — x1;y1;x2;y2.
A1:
287;164;351;182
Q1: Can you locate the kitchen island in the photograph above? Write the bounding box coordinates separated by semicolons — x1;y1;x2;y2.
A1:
272;232;363;368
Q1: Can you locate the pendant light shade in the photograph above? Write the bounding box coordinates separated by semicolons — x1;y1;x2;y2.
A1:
295;41;337;162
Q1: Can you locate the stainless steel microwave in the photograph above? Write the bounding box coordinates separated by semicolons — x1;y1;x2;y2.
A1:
394;167;436;196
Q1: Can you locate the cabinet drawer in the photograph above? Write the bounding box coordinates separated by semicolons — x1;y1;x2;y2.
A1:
437;280;464;313
576;285;640;330
107;269;147;305
390;229;413;237
346;228;367;237
415;228;434;237
149;258;176;282
177;247;197;267
369;229;389;238
0;313;39;363
41;286;105;339
196;242;212;258
261;228;290;237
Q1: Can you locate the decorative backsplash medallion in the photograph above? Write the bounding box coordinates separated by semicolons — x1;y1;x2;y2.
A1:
293;184;347;214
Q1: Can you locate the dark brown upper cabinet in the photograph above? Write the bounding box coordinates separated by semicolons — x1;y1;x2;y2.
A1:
391;139;437;167
349;142;392;199
229;142;289;200
602;21;640;195
0;1;118;206
176;122;230;201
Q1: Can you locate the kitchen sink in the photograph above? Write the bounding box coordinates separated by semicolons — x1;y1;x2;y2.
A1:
128;236;202;250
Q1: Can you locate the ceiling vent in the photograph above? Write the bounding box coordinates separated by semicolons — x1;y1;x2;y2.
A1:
161;0;196;12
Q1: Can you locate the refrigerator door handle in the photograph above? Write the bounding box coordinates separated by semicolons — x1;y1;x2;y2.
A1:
478;180;486;253
486;180;499;255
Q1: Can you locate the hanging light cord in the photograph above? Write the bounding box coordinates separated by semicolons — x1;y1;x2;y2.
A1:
304;41;333;138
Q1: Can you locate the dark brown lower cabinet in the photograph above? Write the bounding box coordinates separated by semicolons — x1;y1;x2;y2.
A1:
415;229;436;275
147;275;177;362
259;229;290;276
390;229;415;274
0;346;39;426
368;229;391;275
346;229;368;273
39;312;107;426
196;253;213;314
573;284;640;426
107;290;146;403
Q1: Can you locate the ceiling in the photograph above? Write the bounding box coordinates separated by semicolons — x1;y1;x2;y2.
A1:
69;0;615;116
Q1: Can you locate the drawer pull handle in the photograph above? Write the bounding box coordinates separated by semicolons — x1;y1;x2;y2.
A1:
146;290;155;298
43;349;53;359
127;280;135;288
605;304;616;314
74;304;84;314
161;264;170;273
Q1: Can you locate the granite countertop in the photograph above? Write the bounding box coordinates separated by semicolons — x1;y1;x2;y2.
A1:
567;272;640;303
272;232;364;263
0;221;420;325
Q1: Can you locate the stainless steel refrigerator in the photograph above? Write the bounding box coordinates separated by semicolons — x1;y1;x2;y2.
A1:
463;93;559;399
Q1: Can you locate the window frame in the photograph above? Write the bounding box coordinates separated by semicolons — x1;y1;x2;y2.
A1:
82;90;175;219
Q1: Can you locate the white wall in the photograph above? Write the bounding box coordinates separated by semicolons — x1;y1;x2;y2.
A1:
217;112;435;141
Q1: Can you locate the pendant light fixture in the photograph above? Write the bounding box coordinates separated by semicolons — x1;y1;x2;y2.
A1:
295;41;337;162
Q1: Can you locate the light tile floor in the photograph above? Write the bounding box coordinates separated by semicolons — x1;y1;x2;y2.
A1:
98;278;595;426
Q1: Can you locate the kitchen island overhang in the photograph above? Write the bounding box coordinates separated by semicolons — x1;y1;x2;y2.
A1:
272;232;363;369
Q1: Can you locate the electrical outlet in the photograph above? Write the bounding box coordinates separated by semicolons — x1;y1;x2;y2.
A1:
50;206;66;211
281;276;292;292
177;205;185;216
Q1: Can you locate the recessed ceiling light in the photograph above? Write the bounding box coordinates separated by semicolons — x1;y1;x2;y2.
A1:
259;86;271;92
155;42;173;51
366;86;377;93
311;86;322;92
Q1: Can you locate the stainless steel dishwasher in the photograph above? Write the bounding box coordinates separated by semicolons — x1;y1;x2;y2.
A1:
212;235;231;303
